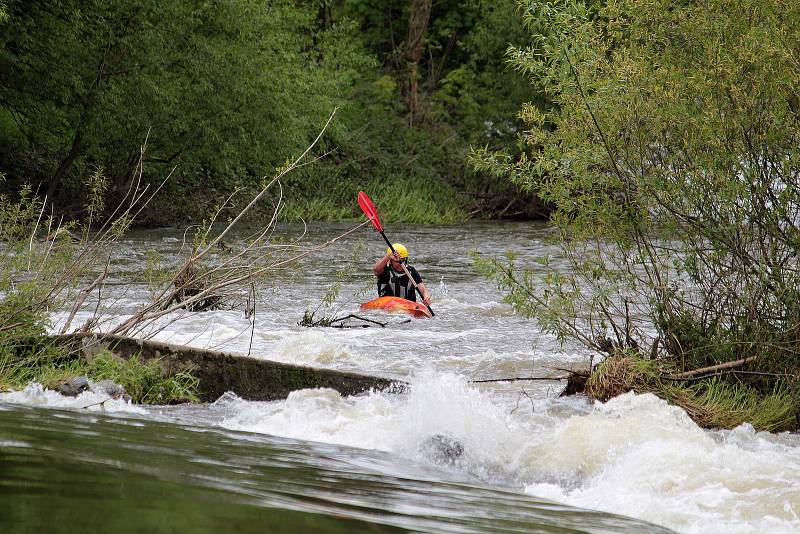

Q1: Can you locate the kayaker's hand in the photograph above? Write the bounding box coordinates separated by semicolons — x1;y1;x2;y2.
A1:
422;294;431;306
389;251;401;262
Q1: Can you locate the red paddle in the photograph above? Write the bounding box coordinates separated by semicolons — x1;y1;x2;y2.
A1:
358;191;435;317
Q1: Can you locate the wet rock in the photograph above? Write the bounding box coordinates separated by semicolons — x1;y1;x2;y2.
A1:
419;434;464;465
57;376;90;397
92;380;131;401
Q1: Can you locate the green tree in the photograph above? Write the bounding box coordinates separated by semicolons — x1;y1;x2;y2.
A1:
0;0;370;222
474;0;800;398
308;0;545;222
1;0;548;224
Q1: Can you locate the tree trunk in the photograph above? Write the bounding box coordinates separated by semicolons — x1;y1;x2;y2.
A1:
46;38;113;203
47;127;83;201
406;0;431;126
319;1;331;30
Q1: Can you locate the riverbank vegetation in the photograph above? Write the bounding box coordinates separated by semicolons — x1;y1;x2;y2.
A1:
0;272;199;405
474;0;800;430
0;168;200;403
0;0;549;225
1;110;371;403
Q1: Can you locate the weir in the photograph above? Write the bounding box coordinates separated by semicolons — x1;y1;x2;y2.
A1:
54;333;404;402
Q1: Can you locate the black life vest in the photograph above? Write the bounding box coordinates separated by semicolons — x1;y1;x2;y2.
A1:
377;264;422;301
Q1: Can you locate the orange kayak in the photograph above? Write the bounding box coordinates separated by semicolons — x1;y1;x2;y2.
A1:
360;296;433;319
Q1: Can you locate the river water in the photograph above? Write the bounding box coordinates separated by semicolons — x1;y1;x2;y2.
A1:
1;222;799;533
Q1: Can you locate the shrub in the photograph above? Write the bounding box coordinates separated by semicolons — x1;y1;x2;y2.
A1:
473;0;800;426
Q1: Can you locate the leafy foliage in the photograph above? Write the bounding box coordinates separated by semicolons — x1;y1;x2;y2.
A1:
1;0;542;224
0;0;372;221
474;0;800;411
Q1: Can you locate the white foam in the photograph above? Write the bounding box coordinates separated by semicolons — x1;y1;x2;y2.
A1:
0;383;146;414
272;330;354;365
520;393;800;533
218;373;800;533
221;370;503;452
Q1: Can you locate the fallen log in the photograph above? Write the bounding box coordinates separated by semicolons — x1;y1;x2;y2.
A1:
470;369;588;397
470;376;569;383
666;356;758;380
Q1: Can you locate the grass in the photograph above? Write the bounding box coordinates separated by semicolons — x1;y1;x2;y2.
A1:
87;351;200;404
687;379;798;432
586;353;800;432
0;333;200;405
278;175;468;224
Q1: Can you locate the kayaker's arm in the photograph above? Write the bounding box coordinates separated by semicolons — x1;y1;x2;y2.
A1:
373;253;396;276
417;282;431;305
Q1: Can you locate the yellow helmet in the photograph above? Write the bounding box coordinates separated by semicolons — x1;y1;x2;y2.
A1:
387;243;409;259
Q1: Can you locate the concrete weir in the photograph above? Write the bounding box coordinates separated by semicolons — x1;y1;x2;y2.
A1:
55;333;404;402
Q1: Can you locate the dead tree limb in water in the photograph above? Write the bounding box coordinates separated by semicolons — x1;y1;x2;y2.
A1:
470;371;587;397
470;376;569;384
300;313;393;328
665;356;758;380
544;365;591;377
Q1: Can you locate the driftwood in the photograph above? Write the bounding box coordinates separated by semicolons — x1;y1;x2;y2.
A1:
300;312;411;328
470;369;588;398
470;376;568;384
328;314;402;328
544;365;591;377
665;355;758;380
472;364;591;398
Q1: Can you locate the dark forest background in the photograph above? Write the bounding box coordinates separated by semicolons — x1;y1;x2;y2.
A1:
0;0;548;225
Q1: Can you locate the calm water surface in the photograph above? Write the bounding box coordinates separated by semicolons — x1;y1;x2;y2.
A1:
2;221;799;533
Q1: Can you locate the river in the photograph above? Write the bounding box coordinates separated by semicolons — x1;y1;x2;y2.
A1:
1;221;798;533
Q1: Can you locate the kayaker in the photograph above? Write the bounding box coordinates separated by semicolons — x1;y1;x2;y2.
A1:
372;243;431;305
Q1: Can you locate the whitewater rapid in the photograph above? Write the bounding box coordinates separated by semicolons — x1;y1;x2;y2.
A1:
6;365;799;533
210;370;800;534
3;222;799;533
